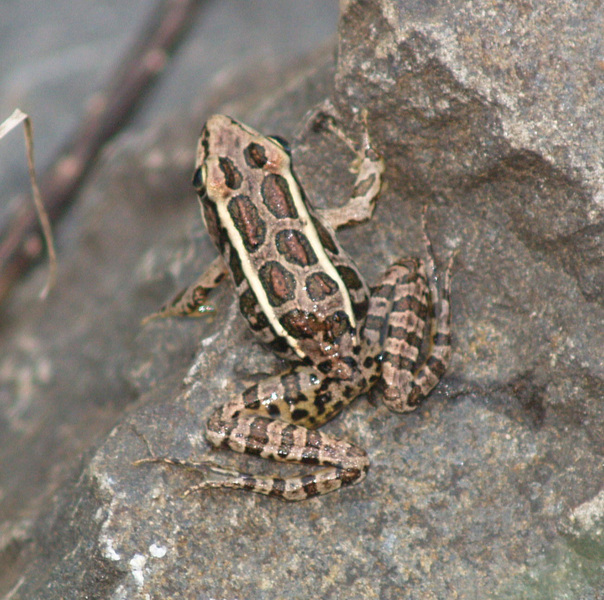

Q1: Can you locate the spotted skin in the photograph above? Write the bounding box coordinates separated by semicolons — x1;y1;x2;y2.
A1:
138;110;454;500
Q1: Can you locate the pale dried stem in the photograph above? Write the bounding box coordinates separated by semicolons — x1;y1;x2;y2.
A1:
0;109;57;298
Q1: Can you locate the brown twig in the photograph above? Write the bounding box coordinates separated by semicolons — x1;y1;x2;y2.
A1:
0;0;206;303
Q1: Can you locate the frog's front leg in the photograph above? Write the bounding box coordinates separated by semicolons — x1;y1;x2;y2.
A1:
310;109;385;230
143;255;228;323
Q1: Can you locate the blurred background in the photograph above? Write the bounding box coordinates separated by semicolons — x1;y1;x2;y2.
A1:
0;0;339;213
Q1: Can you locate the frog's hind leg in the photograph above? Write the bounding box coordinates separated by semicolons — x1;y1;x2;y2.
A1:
200;368;370;500
137;368;370;501
203;406;369;500
408;214;455;407
144;364;370;501
135;410;369;501
135;453;360;501
364;227;454;413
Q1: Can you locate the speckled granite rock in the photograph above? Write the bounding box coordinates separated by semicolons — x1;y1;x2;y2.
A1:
2;1;602;598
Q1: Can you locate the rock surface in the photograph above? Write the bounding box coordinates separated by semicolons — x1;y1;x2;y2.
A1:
1;0;602;598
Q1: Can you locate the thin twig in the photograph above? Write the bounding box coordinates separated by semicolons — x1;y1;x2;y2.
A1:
0;0;206;303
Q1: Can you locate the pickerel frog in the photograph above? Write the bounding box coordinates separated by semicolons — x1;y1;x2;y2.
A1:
139;109;453;500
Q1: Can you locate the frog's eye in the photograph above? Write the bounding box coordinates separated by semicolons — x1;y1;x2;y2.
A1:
192;166;202;187
267;135;291;155
192;164;207;195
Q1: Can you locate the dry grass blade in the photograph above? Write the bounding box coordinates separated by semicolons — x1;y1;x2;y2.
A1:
0;0;205;305
0;109;57;298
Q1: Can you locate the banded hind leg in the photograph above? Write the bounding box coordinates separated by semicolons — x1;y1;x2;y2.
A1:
364;217;454;413
139;363;378;501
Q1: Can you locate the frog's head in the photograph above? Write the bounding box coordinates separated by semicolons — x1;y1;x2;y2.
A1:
192;114;291;203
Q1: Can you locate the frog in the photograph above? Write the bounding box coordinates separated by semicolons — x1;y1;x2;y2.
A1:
137;107;453;501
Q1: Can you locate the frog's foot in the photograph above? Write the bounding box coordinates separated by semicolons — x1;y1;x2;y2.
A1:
134;455;239;494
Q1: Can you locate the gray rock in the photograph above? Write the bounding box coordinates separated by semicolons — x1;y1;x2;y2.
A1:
560;488;604;561
2;0;602;598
